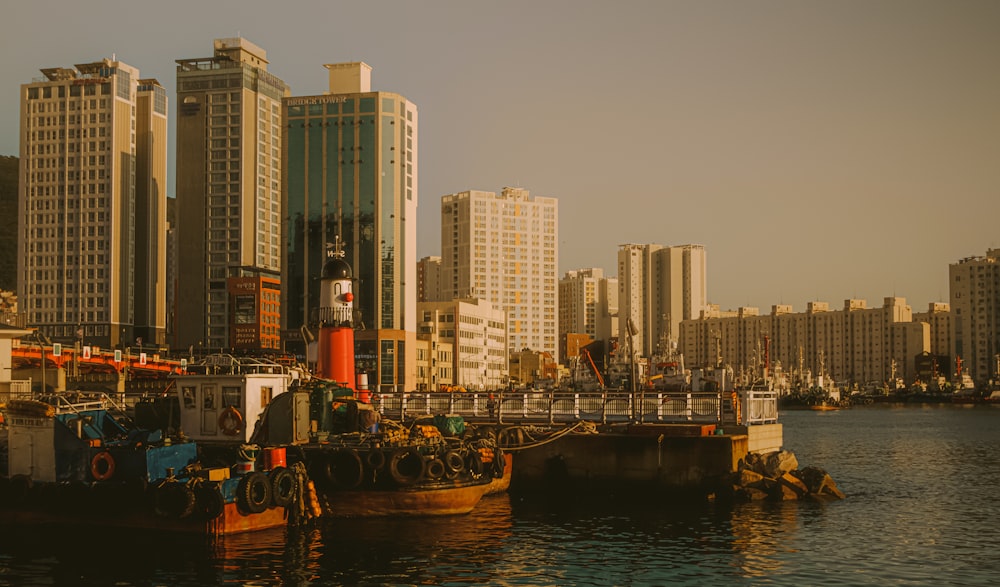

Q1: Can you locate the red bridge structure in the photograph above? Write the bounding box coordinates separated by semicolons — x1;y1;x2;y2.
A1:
10;344;186;394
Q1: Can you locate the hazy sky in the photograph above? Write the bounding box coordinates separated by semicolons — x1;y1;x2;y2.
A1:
3;1;998;312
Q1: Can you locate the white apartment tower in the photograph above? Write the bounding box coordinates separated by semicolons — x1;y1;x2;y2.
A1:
618;243;707;358
949;250;1000;385
441;187;558;361
175;38;288;350
18;58;168;348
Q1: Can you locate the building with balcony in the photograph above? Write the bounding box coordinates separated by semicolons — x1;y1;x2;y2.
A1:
18;58;166;349
440;187;558;362
416;298;506;392
680;297;928;388
558;268;618;362
618;243;707;359
949;249;1000;386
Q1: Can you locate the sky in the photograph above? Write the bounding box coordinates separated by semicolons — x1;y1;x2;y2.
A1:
3;0;998;312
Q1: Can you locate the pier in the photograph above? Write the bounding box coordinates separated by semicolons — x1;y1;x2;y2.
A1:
374;388;783;494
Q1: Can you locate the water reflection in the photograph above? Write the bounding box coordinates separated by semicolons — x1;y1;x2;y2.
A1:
4;407;1000;586
314;494;515;585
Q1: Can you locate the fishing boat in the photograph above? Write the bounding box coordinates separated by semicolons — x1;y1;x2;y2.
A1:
0;393;308;535
0;243;502;533
162;243;502;519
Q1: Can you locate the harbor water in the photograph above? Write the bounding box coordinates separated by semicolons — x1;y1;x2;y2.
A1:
2;404;999;586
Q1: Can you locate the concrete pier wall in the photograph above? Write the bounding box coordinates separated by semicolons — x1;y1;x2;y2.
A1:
510;426;752;494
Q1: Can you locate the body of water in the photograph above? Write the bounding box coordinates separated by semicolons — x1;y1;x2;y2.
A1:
2;404;998;586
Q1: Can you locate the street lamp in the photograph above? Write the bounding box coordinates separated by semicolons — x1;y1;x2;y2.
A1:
34;330;52;395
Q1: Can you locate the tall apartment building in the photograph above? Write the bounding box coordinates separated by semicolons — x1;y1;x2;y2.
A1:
18;58;167;348
913;302;952;357
680;297;927;387
417;256;443;302
558;268;618;359
415;298;506;391
949;250;1000;385
175;38;288;351
134;78;169;347
282;62;418;391
440;187;558;361
618;243;707;358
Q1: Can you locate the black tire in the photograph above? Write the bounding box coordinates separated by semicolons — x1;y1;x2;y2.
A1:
308;454;334;489
269;467;297;508
466;451;485;478
327;449;365;489
154;481;197;519
195;483;226;520
444;450;465;475
365;448;386;472
492;449;506;478
388;447;426;486
237;471;273;514
425;457;446;480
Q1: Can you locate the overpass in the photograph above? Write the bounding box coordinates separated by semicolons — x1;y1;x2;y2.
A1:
10;344;185;393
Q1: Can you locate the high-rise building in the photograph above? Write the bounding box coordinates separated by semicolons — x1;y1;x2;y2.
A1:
558;268;618;359
618;243;707;358
440;187;558;361
417;256;444;302
18;58;167;348
282;62;418;391
949;250;1000;385
134;78;169;347
912;302;952;361
175;38;288;351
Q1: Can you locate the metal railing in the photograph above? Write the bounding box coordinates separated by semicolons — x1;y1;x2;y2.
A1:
373;388;778;426
0;379;33;407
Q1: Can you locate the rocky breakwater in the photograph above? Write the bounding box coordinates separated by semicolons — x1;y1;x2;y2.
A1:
722;449;845;502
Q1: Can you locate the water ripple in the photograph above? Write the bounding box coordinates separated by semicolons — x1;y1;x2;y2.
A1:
2;406;999;585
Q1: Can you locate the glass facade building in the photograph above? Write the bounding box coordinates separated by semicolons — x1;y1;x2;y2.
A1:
282;63;418;391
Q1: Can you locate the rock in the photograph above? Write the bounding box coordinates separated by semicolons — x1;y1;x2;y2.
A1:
775;484;800;501
779;472;809;496
739;469;766;487
817;475;846;499
794;466;828;493
742;452;764;473
762;450;799;479
740;487;769;501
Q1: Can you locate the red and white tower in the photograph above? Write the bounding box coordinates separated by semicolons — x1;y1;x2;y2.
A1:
317;238;356;393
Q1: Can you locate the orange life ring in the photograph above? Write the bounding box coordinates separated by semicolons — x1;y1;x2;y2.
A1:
91;451;116;481
218;406;243;436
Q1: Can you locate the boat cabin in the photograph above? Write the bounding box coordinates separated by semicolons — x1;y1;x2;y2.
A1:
174;355;292;445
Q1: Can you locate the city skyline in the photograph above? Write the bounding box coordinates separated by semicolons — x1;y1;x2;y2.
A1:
2;1;998;313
